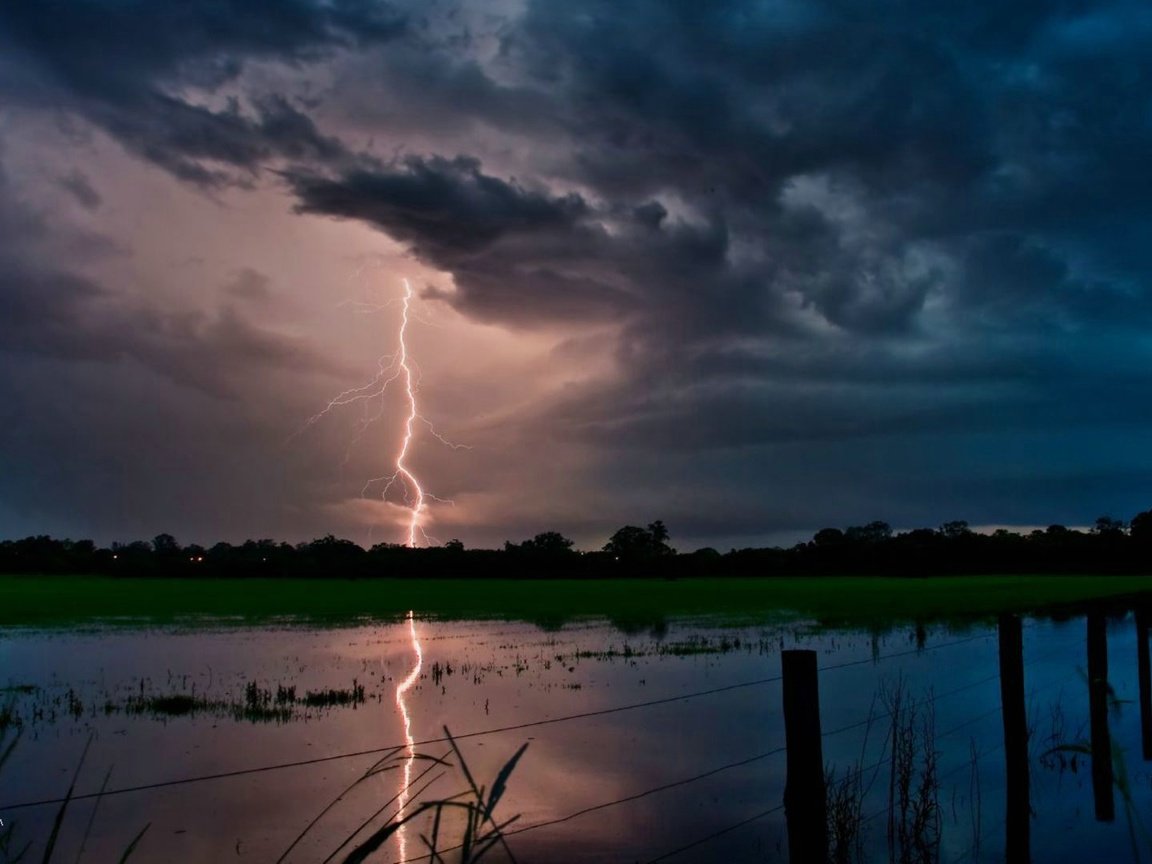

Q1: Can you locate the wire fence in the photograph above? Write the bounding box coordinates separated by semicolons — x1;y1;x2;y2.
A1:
637;624;1091;863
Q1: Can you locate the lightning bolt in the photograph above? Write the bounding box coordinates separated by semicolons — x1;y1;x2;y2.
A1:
394;279;424;547
395;609;423;862
300;276;466;547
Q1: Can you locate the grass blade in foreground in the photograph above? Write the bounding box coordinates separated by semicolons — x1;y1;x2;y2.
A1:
337;728;526;864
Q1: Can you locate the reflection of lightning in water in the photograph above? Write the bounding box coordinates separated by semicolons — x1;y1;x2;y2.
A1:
299;276;468;547
395;609;423;862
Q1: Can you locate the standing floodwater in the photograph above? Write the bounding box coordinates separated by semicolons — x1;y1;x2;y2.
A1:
2;609;1152;863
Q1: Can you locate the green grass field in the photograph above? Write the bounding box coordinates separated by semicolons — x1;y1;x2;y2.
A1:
3;573;1152;629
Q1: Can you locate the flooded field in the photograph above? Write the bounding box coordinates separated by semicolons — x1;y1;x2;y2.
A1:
3;607;1152;863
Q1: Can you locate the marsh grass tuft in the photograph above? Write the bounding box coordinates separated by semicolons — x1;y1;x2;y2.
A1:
279;727;527;864
133;694;205;716
113;678;367;724
824;696;886;864
884;679;941;864
826;764;867;864
301;680;366;708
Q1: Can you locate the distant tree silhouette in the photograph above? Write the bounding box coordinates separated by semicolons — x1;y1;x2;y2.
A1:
506;532;575;556
499;532;581;578
119;540;152;558
296;535;364;574
1129;510;1152;543
369;542;407;553
844;521;892;543
812;528;846;547
8;504;1152;580
603;521;674;562
1093;516;1127;537
152;533;179;555
208;541;235;559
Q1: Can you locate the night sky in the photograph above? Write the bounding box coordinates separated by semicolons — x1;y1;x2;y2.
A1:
2;0;1151;550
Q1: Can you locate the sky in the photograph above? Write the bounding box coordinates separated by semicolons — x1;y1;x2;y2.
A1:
2;0;1152;551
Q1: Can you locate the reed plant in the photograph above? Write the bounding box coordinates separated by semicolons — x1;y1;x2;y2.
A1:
281;726;527;864
883;679;940;864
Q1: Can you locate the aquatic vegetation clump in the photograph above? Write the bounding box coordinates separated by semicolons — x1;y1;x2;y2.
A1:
884;680;941;864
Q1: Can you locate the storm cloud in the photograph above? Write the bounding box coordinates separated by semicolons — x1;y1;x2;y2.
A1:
2;0;1152;547
0;0;399;184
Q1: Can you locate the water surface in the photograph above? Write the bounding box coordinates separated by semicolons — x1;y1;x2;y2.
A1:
2;610;1149;863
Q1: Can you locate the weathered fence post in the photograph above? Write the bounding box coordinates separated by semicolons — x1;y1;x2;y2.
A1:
1088;612;1114;822
1138;607;1152;761
998;613;1030;863
782;649;828;862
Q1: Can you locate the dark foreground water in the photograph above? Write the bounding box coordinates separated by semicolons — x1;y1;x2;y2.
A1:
2;609;1150;863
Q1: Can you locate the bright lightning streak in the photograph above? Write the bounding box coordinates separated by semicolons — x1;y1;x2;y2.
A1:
300;276;467;547
395;279;424;548
395;610;423;863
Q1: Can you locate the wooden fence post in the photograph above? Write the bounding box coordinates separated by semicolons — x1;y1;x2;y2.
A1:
998;614;1030;863
1138;607;1152;761
1088;612;1114;822
782;649;828;862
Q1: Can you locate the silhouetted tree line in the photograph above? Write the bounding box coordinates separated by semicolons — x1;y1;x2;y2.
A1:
5;512;1152;579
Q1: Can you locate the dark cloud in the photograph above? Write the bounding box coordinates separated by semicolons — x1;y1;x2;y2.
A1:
499;0;994;202
292;156;589;255
285;0;1152;532
290;156;640;324
57;169;102;210
290;154;806;340
0;0;402;184
0;0;404;94
67;84;361;188
314;0;1152;336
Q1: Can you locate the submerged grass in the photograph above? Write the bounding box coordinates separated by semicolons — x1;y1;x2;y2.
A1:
2;574;1152;629
0;679;372;726
120;680;366;722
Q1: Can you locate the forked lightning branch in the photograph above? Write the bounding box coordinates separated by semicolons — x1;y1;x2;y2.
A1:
304;277;460;547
